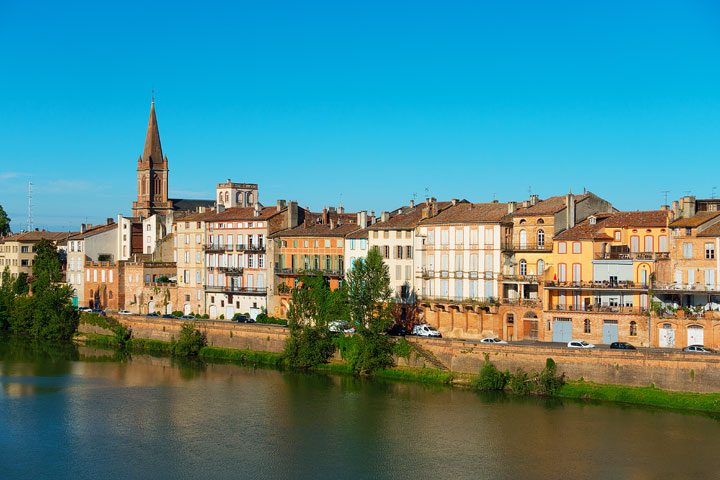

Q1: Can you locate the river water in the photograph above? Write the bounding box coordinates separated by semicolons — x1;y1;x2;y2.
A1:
0;338;719;480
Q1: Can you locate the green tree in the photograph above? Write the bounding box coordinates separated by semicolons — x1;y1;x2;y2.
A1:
344;248;395;374
31;239;63;293
171;323;206;357
0;267;15;330
0;204;11;237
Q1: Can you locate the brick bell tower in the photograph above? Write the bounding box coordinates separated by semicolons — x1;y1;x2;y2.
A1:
132;99;174;218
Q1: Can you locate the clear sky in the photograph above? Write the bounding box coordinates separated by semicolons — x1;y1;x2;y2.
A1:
1;0;719;231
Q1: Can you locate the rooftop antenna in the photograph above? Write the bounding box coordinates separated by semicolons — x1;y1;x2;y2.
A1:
684;190;691;197
712;187;717;199
424;186;430;199
26;181;33;232
661;190;670;206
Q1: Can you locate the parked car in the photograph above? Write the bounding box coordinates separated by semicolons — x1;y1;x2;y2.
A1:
387;324;409;337
117;310;133;315
683;345;716;353
610;341;637;350
412;324;442;338
233;314;251;323
145;312;160;318
567;340;595;349
480;337;508;345
161;314;175;319
180;315;196;320
78;307;93;313
329;320;355;334
91;309;106;317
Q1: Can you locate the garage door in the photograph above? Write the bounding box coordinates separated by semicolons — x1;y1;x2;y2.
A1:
552;318;573;343
602;320;618;344
687;325;704;346
659;323;675;348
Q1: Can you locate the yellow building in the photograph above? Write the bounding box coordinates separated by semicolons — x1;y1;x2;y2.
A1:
0;231;75;283
173;210;214;316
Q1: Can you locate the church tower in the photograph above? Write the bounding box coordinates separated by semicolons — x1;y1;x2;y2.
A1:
132;100;174;218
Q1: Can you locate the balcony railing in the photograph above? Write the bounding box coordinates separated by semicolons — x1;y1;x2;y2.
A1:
501;297;542;307
204;243;225;252
214;266;244;274
653;283;720;294
236;244;266;252
544;280;649;290
500;274;540;283
547;304;647;315
594;252;670;261
501;242;552;252
204;285;267;295
419;295;500;306
204;243;266;253
274;267;344;278
418;269;486;279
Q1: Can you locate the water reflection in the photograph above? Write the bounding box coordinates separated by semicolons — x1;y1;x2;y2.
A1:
1;336;720;480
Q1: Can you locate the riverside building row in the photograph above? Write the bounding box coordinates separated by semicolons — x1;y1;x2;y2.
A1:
3;100;720;350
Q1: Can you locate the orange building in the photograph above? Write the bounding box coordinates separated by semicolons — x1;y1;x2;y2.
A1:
84;261;124;310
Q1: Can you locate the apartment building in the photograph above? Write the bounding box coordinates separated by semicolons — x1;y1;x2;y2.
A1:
543;210;669;346
174;210;214;315
67;221;118;306
0;230;74;284
124;260;177;314
84;261;123;310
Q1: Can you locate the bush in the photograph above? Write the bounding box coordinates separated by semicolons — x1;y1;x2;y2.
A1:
538;358;565;395
284;325;335;369
171;323;206;357
392;337;413;359
172;311;183;317
473;354;509;391
201;314;209;319
509;368;534;395
255;313;288;326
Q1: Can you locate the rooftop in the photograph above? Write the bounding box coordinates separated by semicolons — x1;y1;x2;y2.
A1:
1;230;76;243
419;201;511;225
513;193;592;216
555;210;668;241
368;202;453;230
669;211;720;228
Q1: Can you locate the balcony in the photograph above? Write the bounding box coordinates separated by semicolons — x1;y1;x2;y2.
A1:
419;295;500;306
502;242;552;252
500;274;540;283
274;267;344;278
501;297;542;307
204;243;226;252
547;304;647;315
544;280;649;291
653;283;720;294
204;285;267;295
418;269;484;279
215;266;244;274
594;251;670;261
236;243;266;253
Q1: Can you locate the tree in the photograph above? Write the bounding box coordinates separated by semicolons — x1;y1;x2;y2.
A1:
31;239;62;293
0;204;10;237
344;248;395;374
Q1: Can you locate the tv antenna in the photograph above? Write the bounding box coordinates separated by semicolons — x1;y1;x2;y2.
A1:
712;187;717;199
661;190;670;206
26;181;33;232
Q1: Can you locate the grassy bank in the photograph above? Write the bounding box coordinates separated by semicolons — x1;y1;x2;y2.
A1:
558;381;720;414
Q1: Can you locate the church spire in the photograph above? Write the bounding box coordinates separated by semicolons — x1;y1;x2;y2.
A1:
141;98;163;164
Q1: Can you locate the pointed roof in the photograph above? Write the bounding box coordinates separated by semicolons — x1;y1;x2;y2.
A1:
141;100;163;163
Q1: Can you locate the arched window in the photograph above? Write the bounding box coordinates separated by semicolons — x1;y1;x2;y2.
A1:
537;229;545;248
248;192;254;204
537;218;545;224
225;192;229;203
218;193;223;203
630;321;637;336
584;319;591;334
519;259;527;276
236;191;241;203
537;259;545;275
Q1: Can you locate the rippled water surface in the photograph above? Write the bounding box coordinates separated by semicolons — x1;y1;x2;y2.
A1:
1;338;719;480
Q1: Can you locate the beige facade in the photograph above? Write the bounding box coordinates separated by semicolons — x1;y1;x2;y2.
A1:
0;231;74;284
174;211;213;315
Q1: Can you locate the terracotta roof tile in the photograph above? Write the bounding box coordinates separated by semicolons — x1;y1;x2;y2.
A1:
697;223;720;237
368;202;453;230
602;210;669;228
270;221;360;238
68;223;117;240
2;231;76;243
512;193;591;216
555;210;668;241
419;202;511;225
210;206;279;222
669;211;720;228
345;227;369;239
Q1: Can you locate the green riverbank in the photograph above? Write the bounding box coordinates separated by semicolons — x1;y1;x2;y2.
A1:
78;332;720;415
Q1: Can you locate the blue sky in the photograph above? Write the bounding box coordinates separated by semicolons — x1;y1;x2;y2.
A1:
1;0;720;231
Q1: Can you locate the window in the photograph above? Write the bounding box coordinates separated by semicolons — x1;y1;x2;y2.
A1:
360;239;367;250
614;230;621;241
395;265;401;279
350;239;355;249
427;229;435;245
383;246;390;259
558;242;567;254
558;263;567;282
519;259;527;276
630;236;639;253
537;229;545;247
455;229;463;245
572;242;581;254
304;240;309;248
705;242;715;260
683;242;693;259
484;228;493;245
659;235;667;252
584;319;591;334
325;239;330;248
572;263;581;282
537;259;545;275
629;321;637;336
396;246;403;259
406;246;412;259
441;230;449;245
337;239;342;248
644;236;653;253
146;224;151;231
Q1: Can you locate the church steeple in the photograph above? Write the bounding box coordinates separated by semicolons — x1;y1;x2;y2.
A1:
141;99;164;165
132;99;172;219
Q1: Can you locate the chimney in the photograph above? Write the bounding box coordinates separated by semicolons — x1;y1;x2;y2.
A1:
522;200;529;208
451;198;458;206
409;199;415;208
276;199;287;212
253;202;261;217
381;211;390;222
357;210;368;228
565;193;576;229
530;194;539;206
81;224;87;233
330;218;335;229
288;201;299;229
507;202;516;214
660;204;669;212
681;196;696;219
106;218;113;225
322;208;329;225
338;206;345;214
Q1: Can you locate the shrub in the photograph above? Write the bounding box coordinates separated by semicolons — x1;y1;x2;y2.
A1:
255;313;288;326
393;338;413;359
509;368;534;395
284;325;335;369
171;323;206;357
537;358;565;395
473;354;509;391
172;311;183;317
201;314;209;319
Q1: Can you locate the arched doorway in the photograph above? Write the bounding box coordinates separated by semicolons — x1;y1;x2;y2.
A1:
184;303;191;315
148;301;156;315
209;305;218;319
659;323;676;348
523;311;539;340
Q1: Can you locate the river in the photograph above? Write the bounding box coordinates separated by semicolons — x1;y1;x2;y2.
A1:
0;337;719;480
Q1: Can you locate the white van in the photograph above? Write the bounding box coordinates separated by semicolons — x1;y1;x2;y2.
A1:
412;324;442;338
